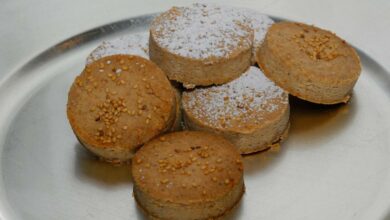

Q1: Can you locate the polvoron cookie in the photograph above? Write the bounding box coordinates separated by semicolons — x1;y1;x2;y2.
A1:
132;131;244;220
149;3;253;88
67;55;176;163
257;22;361;104
182;66;290;154
87;32;183;131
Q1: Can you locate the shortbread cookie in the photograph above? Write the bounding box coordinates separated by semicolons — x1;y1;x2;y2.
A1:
182;66;289;154
87;33;183;132
132;131;244;220
257;22;361;104
149;3;253;88
86;32;149;64
67;55;176;163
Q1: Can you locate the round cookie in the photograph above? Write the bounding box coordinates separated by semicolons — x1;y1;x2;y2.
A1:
257;22;361;104
149;3;253;88
87;33;183;132
67;55;176;163
132;131;244;220
182;66;290;154
86;32;149;64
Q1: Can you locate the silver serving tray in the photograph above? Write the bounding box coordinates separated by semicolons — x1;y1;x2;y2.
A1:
0;14;389;220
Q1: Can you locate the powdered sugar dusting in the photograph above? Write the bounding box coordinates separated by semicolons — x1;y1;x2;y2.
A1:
183;66;288;128
87;32;149;64
234;8;274;58
151;3;253;59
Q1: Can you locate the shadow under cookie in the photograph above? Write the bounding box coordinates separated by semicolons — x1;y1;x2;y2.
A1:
289;94;357;139
73;144;133;186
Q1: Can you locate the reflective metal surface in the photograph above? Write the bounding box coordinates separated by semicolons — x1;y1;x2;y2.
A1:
0;15;389;220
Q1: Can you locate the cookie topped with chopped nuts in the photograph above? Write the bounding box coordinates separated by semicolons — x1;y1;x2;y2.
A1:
257;21;361;104
132;131;244;220
67;55;176;163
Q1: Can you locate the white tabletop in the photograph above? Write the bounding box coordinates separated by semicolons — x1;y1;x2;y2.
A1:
0;0;389;79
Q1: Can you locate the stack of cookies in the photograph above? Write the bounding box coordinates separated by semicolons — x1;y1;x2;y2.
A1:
67;3;361;220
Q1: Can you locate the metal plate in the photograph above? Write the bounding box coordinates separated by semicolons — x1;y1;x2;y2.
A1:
0;14;390;220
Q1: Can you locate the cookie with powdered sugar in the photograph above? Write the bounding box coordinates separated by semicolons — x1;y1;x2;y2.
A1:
86;32;149;64
234;7;274;64
149;3;253;88
182;66;290;154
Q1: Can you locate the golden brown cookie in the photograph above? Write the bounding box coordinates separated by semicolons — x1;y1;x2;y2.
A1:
132;131;244;220
149;3;253;88
182;66;290;154
67;55;176;163
257;22;361;104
